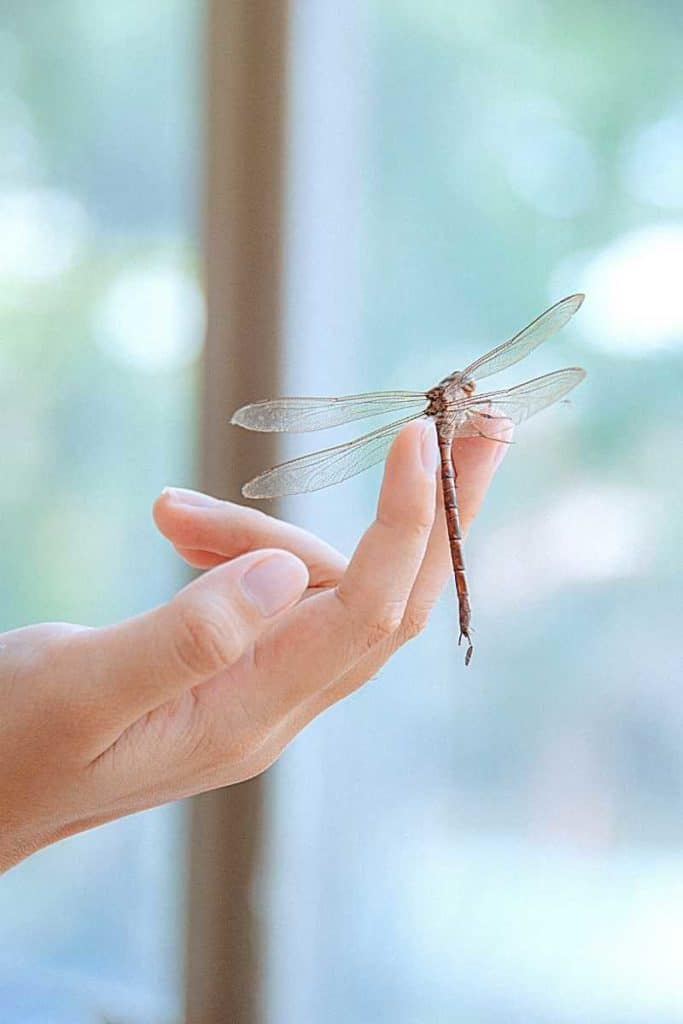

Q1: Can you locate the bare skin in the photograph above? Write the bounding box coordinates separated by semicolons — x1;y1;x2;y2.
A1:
0;422;508;872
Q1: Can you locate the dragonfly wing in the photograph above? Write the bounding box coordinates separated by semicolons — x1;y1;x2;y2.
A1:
463;294;584;383
454;367;586;433
231;392;425;432
242;413;425;498
451;415;515;439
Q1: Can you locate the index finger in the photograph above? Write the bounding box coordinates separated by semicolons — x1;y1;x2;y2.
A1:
233;418;439;721
153;488;348;587
278;427;514;730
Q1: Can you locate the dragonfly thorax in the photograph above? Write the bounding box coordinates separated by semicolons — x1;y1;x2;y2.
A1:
440;370;475;393
427;373;476;415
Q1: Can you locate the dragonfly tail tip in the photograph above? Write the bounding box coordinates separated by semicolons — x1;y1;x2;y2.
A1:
459;630;474;666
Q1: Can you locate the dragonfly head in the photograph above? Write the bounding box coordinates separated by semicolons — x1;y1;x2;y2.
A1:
437;370;476;394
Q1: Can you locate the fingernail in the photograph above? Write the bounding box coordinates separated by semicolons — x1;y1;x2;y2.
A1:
491;434;512;471
241;552;309;617
162;487;221;508
420;421;439;475
491;447;505;471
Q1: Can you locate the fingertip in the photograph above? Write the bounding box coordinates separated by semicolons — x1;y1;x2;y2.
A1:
152;490;172;531
152;488;187;539
160;487;222;508
419;419;439;476
379;419;438;526
452;420;513;477
491;434;512;472
384;419;439;483
447;422;513;535
153;489;224;545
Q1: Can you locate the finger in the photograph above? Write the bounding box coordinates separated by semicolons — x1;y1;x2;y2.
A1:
280;425;514;729
174;546;234;570
153;488;347;586
399;422;514;624
232;418;438;721
173;548;334;608
452;418;513;536
76;549;309;732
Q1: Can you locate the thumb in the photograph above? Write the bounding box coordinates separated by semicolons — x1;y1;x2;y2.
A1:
79;549;309;726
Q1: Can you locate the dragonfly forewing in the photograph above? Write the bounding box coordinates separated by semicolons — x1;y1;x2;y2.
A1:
231;391;425;433
463;293;584;382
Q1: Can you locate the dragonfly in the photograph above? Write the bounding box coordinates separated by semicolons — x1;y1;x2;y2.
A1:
231;294;587;665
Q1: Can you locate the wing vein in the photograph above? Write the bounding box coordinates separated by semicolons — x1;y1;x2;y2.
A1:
242;412;425;498
232;391;426;433
463;294;584;382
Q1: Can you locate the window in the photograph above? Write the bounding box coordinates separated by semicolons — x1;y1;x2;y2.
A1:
3;3;682;1022
267;2;683;1021
0;3;200;1020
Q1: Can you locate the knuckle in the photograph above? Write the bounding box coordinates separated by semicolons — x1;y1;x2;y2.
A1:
409;510;437;536
378;510;433;541
361;606;405;650
334;587;405;652
184;693;277;781
173;597;243;677
185;719;246;774
399;606;431;643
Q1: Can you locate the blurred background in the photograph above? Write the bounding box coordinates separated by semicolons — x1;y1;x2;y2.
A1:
1;1;682;1022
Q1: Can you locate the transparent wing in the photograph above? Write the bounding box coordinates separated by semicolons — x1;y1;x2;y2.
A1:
231;391;426;433
463;294;584;383
453;367;587;435
242;413;424;498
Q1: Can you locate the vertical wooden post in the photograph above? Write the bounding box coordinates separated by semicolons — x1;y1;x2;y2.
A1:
186;3;289;1022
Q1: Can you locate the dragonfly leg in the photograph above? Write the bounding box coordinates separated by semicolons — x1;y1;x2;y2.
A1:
471;411;515;445
474;429;515;445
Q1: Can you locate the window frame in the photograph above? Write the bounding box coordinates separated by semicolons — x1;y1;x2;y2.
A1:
185;3;290;1022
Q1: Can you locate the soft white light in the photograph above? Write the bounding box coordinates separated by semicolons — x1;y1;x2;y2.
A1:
0;92;41;180
95;264;205;373
0;32;24;90
623;113;683;209
399;832;683;1017
552;225;683;355
505;124;597;218
0;188;87;281
476;485;653;611
487;96;598;218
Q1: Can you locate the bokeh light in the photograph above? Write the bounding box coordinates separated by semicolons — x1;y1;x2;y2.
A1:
95;263;205;373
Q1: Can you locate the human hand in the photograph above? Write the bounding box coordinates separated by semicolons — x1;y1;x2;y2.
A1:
0;422;507;872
